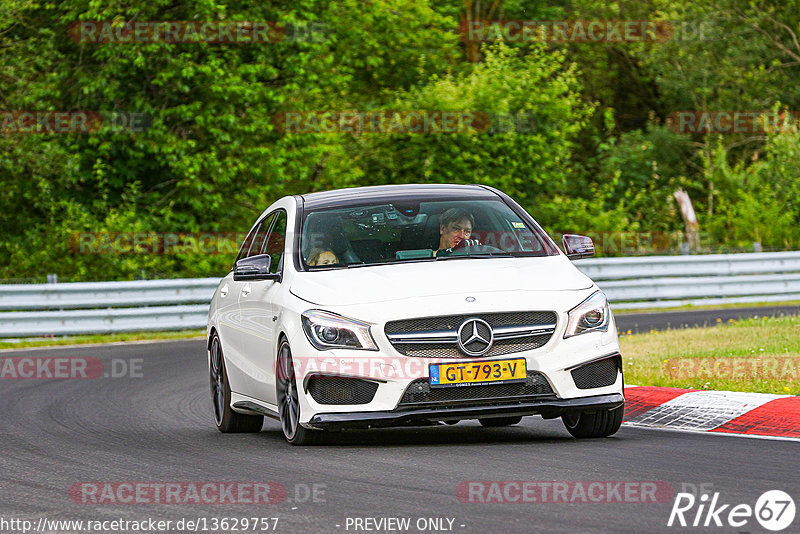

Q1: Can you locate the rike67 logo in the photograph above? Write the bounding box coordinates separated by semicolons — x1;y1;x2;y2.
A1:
668;490;796;531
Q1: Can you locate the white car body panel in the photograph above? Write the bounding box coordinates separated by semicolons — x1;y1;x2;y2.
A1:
289;255;593;306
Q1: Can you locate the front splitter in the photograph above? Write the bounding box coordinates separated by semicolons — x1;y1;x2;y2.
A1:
307;393;624;429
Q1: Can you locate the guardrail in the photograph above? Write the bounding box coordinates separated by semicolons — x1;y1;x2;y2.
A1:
1;251;799;337
577;251;800;309
0;279;218;337
0;278;220;311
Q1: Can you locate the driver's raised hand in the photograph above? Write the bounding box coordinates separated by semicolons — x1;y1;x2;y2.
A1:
453;237;481;249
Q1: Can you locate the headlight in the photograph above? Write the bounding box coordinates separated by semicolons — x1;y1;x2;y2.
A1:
564;291;610;338
301;310;378;351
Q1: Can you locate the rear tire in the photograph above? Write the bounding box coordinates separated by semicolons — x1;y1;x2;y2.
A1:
276;340;324;445
479;416;523;427
562;404;624;438
209;334;264;433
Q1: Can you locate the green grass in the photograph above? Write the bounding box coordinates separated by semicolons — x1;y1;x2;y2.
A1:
619;315;800;394
0;329;205;350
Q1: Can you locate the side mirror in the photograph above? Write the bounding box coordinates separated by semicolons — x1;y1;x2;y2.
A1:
562;234;595;260
233;254;279;281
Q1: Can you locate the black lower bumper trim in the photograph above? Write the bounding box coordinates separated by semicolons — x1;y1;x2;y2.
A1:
307;393;625;429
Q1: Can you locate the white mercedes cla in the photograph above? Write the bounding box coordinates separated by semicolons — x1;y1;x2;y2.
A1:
207;184;624;444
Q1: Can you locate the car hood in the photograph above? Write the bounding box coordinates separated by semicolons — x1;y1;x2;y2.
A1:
290;256;594;306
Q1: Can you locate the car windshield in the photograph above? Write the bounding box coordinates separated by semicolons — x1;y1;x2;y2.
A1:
300;198;557;269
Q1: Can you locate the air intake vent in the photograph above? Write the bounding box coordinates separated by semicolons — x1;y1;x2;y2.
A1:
399;371;554;407
306;375;379;405
570;356;621;390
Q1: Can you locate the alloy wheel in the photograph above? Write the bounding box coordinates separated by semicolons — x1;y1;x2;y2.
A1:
277;342;300;440
209;336;225;426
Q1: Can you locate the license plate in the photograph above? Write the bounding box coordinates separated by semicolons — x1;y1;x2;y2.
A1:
429;358;527;388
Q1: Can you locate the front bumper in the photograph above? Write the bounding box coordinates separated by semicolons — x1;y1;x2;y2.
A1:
285;296;624;426
307;392;625;430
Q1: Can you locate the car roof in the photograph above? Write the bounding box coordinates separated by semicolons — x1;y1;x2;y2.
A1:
299;183;499;209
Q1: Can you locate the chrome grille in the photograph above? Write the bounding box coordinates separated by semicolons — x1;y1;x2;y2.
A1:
385;311;557;358
386;312;557;333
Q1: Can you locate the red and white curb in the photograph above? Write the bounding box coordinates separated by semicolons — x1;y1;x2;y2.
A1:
623;386;800;441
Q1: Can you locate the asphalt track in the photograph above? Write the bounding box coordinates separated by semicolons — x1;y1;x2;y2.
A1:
615;304;800;334
1;319;798;534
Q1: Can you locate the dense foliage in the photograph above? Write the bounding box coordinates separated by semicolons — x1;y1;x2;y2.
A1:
1;0;798;280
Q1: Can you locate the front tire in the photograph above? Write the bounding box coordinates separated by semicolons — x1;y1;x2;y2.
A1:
562;404;624;438
209;335;264;433
276;340;323;445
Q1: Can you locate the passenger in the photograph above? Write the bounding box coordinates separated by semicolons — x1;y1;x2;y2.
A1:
435;208;480;256
307;249;339;266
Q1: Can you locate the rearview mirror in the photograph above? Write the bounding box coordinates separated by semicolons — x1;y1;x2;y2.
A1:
562;234;595;260
233;254;279;281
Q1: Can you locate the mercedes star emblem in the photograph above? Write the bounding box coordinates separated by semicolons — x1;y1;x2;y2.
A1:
456;318;494;356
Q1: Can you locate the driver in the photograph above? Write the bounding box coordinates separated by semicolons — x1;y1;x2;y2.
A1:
435;208;480;256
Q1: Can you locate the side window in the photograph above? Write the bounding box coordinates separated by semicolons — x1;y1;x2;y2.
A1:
249;213;275;258
235;214;275;263
264;211;287;274
236;224;260;263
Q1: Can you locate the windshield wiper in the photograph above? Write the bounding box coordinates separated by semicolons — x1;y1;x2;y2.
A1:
435;253;513;260
345;258;438;268
307;254;513;270
307;264;351;270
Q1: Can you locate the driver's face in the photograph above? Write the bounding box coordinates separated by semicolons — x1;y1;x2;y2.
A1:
439;218;472;249
315;251;338;265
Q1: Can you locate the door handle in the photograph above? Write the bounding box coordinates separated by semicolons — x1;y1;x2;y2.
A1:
241;283;251;296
